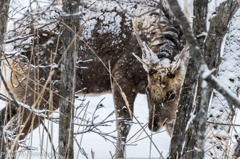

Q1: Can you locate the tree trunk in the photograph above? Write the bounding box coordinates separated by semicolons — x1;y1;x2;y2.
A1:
181;1;208;158
168;0;239;158
0;0;10;158
168;0;206;157
59;0;80;159
183;1;238;158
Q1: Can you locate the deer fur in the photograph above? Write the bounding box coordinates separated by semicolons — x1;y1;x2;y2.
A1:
1;0;187;158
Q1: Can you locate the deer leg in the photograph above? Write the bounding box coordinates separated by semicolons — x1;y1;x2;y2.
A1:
113;80;137;159
5;92;58;152
4;107;42;152
1;101;18;124
18;109;41;141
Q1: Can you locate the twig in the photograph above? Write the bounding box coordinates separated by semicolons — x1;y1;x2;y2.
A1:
40;119;57;159
133;115;164;158
130;130;165;144
207;122;240;127
126;123;148;143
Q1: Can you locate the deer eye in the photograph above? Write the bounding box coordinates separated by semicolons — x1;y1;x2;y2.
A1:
168;93;175;100
166;91;176;101
149;69;158;76
167;72;175;78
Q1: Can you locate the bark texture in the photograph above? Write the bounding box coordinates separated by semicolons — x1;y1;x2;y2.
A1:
168;1;207;157
181;1;208;158
0;0;10;158
204;0;239;70
59;0;80;159
168;0;239;158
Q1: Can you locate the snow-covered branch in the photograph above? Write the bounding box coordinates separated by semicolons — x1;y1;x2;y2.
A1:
204;73;240;107
166;0;240;109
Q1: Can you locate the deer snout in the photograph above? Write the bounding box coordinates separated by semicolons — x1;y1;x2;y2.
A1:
148;121;163;132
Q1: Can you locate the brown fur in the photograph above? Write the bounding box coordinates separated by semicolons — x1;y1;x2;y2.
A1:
146;66;186;134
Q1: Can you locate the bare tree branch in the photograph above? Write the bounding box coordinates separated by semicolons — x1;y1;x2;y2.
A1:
167;0;239;158
40;119;57;159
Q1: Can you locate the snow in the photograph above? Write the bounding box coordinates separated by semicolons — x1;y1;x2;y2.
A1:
80;0;137;40
205;6;240;158
2;94;170;159
220;34;227;57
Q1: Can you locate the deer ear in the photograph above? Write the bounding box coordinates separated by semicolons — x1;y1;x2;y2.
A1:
132;42;161;73
141;42;160;66
171;43;189;74
132;15;160;73
132;53;149;72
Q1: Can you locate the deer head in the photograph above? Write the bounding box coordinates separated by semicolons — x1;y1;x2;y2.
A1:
132;15;189;134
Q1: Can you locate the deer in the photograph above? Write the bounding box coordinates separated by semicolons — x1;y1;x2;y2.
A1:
1;0;188;158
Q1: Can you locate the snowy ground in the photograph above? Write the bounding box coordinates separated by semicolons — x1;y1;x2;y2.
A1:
0;94;239;159
0;94;170;159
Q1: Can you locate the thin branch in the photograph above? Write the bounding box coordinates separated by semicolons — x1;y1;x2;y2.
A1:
207;122;240;127
204;74;240;107
40;119;57;159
